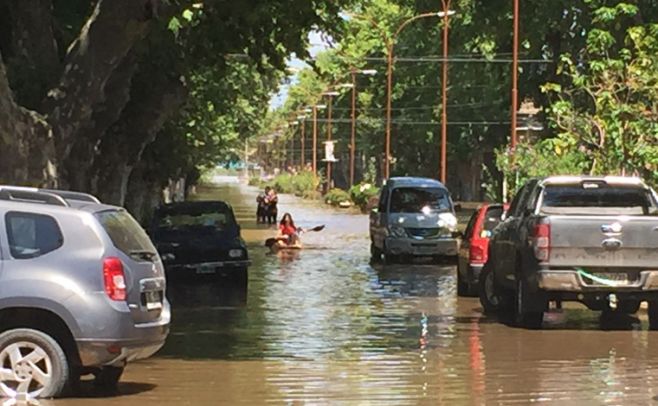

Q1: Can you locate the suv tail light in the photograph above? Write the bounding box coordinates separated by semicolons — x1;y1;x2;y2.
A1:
469;245;486;264
532;221;551;263
103;257;127;301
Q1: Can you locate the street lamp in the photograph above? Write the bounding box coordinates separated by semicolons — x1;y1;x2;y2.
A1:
312;104;327;177
439;1;456;184
510;0;520;151
323;91;340;191
297;115;307;168
384;11;444;180
349;68;377;187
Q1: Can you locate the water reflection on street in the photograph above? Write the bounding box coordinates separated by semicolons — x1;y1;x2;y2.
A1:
52;180;658;405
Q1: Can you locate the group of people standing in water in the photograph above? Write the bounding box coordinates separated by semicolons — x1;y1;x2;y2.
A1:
256;186;278;224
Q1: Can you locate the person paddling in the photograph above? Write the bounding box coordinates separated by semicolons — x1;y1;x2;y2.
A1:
275;213;302;248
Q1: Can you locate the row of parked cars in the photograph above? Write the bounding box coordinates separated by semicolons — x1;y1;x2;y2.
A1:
369;175;658;330
0;186;250;399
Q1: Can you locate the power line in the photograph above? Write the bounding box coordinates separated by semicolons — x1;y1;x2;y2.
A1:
309;118;510;125
363;56;552;63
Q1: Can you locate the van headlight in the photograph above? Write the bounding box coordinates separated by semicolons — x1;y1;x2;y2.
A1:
438;213;458;231
388;225;407;238
229;249;244;258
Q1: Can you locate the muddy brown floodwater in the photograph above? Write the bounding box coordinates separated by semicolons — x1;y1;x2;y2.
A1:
47;179;658;406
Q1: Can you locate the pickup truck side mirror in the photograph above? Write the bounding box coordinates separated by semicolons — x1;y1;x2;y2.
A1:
454;203;462;212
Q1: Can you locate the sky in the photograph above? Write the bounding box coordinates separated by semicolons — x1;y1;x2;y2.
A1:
268;31;331;110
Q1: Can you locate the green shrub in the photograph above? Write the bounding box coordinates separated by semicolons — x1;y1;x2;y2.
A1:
325;188;351;206
349;182;380;212
272;170;320;197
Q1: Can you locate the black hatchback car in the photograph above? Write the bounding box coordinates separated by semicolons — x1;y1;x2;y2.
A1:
150;201;250;285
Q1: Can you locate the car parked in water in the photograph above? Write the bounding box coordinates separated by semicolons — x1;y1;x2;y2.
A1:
370;177;460;264
457;203;508;297
150;201;250;285
479;176;658;329
0;186;170;399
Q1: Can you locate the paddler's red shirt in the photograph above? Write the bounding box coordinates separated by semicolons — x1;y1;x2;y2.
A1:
279;224;297;236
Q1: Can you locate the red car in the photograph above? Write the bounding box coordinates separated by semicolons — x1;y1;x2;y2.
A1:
457;203;508;297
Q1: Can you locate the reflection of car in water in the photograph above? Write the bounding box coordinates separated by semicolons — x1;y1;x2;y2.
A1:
369;177;460;264
457;204;508;297
150;201;250;285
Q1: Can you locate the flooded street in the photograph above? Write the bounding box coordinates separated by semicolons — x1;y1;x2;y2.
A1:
54;180;658;405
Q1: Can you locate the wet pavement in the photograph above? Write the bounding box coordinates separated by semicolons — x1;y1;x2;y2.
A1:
51;179;658;405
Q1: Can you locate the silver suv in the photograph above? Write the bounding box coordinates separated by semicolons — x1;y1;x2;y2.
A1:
0;186;170;399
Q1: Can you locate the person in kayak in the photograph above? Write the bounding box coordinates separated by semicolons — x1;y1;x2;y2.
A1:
275;213;302;248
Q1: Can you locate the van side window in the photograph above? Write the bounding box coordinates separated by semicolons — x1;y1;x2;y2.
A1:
5;212;63;259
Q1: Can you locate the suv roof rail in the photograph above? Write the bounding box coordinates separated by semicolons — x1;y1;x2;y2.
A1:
0;186;101;204
0;188;69;207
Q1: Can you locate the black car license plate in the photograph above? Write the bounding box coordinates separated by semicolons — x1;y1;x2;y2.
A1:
196;264;218;274
144;291;162;310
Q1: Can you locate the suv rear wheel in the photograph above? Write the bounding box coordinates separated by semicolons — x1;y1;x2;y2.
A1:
0;328;69;399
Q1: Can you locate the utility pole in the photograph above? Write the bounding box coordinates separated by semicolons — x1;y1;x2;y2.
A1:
440;0;452;184
312;105;318;177
350;70;357;188
511;0;519;150
326;95;333;191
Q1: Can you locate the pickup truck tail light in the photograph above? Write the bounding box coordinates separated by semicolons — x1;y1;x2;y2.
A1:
470;244;486;264
532;222;551;263
103;257;127;301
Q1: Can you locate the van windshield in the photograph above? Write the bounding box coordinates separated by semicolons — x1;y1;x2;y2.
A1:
390;187;451;214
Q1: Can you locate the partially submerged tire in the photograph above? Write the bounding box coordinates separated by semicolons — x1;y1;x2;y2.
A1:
0;328;69;399
94;366;124;393
514;278;544;329
478;263;501;314
370;242;382;262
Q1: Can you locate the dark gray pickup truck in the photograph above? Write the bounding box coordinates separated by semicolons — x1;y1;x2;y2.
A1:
479;176;658;329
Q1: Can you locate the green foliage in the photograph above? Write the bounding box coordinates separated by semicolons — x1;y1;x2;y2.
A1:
349;182;380;212
272;170;321;198
541;4;658;187
325;188;352;206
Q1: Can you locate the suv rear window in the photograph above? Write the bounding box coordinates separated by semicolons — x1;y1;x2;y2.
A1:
96;210;156;256
5;212;63;259
541;184;658;215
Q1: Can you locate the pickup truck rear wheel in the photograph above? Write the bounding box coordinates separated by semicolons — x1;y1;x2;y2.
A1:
479;263;503;314
515;279;544;329
0;328;69;399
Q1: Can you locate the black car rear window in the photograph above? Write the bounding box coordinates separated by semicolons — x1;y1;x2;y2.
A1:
541;184;657;215
96;210;156;255
483;206;505;231
155;204;236;231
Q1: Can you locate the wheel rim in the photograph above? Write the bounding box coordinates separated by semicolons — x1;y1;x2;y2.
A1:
485;271;499;307
0;341;53;398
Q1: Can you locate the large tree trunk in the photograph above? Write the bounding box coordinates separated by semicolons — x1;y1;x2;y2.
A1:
0;53;55;185
63;50;140;191
44;0;157;165
0;0;60;109
94;71;186;205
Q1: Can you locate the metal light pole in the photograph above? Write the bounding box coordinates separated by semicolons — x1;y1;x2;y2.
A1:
312;106;318;177
385;12;444;180
440;1;455;184
324;92;338;191
511;0;519;150
298;115;307;169
350;70;358;188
